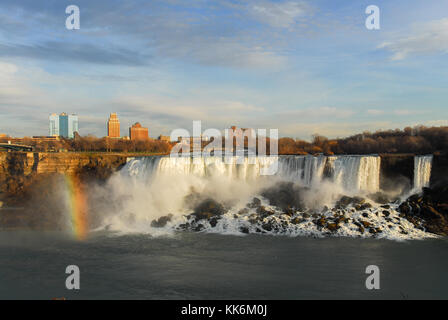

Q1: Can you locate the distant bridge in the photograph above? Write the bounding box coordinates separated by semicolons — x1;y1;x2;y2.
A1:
0;143;33;152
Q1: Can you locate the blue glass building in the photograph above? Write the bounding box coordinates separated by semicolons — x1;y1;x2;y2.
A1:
49;113;79;138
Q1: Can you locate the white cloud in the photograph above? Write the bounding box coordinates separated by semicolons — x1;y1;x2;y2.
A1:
367;109;425;116
277;106;355;119
162;40;286;68
279;121;395;139
248;1;310;28
379;18;448;60
424;119;448;127
393;109;424;116
367;109;384;115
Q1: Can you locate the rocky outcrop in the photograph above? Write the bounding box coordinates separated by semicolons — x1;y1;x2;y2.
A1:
151;214;173;228
399;186;448;236
174;190;441;239
260;182;305;211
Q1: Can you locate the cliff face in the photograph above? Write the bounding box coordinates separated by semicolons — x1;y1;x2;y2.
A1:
0;152;131;230
431;153;448;187
0;152;128;198
379;153;448;191
379;154;414;192
0;152;128;175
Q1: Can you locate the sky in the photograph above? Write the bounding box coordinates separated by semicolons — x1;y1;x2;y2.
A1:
0;0;447;140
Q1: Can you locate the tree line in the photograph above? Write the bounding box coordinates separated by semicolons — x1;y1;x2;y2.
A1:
0;135;172;153
278;126;448;155
1;125;447;155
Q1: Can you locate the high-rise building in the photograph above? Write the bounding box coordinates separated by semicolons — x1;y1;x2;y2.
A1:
129;122;149;141
107;113;120;138
49;113;59;136
59;113;78;138
49;113;78;138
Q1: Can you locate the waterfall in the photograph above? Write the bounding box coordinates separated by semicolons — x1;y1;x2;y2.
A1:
414;155;433;190
124;155;278;181
277;155;326;186
279;155;381;193
123;155;381;193
331;156;381;193
99;154;436;239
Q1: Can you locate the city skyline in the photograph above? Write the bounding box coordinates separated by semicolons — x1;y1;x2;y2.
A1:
0;1;447;139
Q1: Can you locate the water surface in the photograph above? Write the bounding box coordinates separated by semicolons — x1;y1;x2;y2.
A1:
0;231;447;299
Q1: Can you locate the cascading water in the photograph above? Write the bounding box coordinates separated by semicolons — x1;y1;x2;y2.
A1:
277;155;380;193
92;154;435;240
124;156;279;181
414;155;433;190
124;154;381;193
330;156;381;193
277;156;327;186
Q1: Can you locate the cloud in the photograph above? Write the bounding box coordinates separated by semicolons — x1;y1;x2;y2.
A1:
248;1;311;28
278;121;396;139
0;0;302;69
156;37;286;68
393;109;424;116
367;109;385;115
379;18;448;60
275;107;355;120
367;109;426;116
424;119;448;127
0;42;149;66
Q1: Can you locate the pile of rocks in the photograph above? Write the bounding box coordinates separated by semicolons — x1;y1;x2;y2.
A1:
398;186;448;236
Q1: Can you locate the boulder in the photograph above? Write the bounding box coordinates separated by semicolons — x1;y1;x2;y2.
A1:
283;206;295;216
209;217;219;227
335;196;365;209
256;206;275;218
261;222;273;232
239;226;249;234
192;198;226;220
359;220;372;228
247;197;262;208
368;192;391;204
353;221;365;234
151;214;173;228
291;217;304;224
326;223;339;232
315;216;327;227
355;203;372;211
399;185;448;236
261;182;305;211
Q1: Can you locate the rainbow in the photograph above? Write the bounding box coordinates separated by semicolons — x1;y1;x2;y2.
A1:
64;174;88;240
